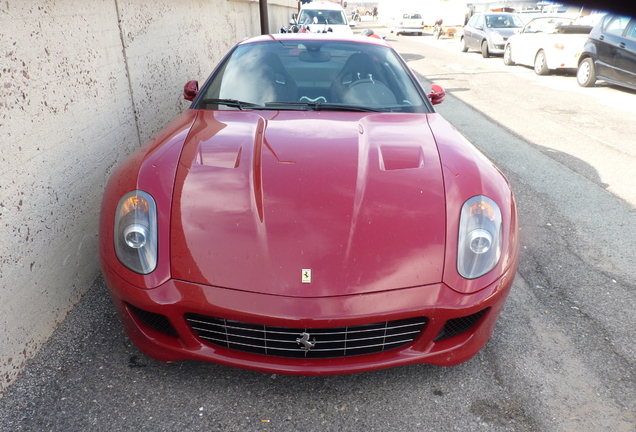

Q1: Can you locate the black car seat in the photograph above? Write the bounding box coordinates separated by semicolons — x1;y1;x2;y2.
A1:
330;52;388;103
261;52;298;103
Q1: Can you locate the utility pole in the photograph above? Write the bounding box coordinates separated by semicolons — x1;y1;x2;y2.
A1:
260;0;270;34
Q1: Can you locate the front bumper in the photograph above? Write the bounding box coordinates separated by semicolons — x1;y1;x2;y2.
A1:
490;42;506;54
102;263;516;375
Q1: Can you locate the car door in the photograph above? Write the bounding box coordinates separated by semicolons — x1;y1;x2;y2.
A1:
513;18;545;66
464;15;478;48
595;15;632;81
612;18;636;87
470;15;486;49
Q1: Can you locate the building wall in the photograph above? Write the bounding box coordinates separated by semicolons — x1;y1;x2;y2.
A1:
0;0;295;393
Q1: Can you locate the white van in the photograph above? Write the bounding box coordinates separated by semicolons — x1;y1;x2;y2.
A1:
294;2;355;35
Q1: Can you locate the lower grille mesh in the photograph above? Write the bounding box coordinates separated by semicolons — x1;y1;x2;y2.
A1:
127;303;178;337
185;314;427;358
434;308;489;341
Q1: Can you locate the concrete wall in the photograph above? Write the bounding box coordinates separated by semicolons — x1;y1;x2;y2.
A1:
0;0;296;394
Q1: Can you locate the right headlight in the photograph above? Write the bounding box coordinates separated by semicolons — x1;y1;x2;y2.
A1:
114;190;158;275
457;195;502;279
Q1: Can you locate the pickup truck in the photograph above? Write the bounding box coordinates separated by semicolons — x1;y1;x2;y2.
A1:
503;16;594;75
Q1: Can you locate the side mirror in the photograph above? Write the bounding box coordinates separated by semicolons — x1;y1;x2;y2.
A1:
427;84;446;105
350;21;356;27
184;80;199;102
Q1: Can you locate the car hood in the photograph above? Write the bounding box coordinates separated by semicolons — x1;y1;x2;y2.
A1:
491;28;519;38
170;110;446;297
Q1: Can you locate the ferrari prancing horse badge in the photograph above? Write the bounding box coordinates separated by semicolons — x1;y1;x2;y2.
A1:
302;269;311;283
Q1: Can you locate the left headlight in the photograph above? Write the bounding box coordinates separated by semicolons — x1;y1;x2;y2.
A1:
457;195;502;279
114;190;158;275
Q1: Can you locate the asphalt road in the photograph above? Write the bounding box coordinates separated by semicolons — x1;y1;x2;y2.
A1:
1;23;635;432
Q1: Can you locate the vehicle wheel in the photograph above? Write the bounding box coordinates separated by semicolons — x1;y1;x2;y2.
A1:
534;50;549;75
460;37;468;53
577;58;597;87
503;44;515;66
481;40;490;58
418;32;422;36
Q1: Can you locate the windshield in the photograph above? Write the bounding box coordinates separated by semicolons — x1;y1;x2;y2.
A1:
197;40;428;113
486;14;524;28
523;17;575;33
298;9;347;25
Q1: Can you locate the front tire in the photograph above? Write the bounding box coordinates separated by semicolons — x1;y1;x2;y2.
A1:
481;40;490;58
577;58;597;87
503;44;515;66
461;37;468;52
534;50;549;75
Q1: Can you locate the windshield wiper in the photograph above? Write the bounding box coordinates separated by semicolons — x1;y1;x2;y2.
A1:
202;98;263;110
264;101;386;112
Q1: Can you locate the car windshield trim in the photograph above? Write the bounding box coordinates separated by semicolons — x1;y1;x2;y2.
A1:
264;101;387;112
201;99;387;113
201;98;264;110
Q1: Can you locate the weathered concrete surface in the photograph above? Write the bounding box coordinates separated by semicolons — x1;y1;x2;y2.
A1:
0;0;295;394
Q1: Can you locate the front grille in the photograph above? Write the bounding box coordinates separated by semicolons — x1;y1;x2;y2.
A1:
434;308;489;341
185;314;427;358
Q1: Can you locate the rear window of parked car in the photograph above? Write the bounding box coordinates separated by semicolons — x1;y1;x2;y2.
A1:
603;15;631;35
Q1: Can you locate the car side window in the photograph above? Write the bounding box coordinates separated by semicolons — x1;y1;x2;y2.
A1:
476;15;485;29
604;15;631;36
467;15;478;27
627;21;636;40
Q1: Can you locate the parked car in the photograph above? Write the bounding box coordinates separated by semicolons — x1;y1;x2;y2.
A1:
292;1;354;35
390;12;425;36
503;16;593;75
461;12;525;57
100;34;519;375
577;14;636;89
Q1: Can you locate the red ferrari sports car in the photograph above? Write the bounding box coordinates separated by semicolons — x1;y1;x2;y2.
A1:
99;34;519;375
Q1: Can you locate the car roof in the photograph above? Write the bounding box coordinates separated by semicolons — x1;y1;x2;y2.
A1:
526;15;574;22
478;12;517;16
301;1;346;10
239;33;391;48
